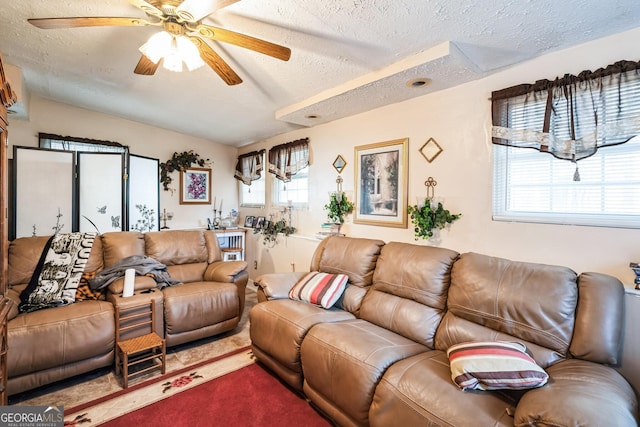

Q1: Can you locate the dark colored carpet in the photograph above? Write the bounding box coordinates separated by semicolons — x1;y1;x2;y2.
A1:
100;363;332;427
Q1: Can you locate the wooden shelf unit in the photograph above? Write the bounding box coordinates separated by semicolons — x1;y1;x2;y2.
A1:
214;228;247;261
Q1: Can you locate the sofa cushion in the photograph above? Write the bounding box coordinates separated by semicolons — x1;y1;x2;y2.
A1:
8;236;51;287
436;252;578;365
8;300;115;377
101;231;145;268
447;341;548;391
360;242;459;348
288;271;348;308
310;235;384;288
514;359;638;427
250;299;355;391
301;319;428;426
371;351;518;427
19;232;97;313
570;272;624;365
145;230;208;266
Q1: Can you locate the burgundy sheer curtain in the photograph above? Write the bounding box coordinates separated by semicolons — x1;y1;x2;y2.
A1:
491;60;640;163
267;138;309;182
234;149;265;185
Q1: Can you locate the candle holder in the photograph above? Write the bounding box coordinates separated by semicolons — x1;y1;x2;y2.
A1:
160;209;173;229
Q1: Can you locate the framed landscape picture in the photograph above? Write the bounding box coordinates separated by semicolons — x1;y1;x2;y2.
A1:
180;168;211;205
353;138;408;228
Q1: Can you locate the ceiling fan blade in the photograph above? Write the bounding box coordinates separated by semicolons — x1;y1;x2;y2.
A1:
28;17;153;29
189;36;242;85
176;0;241;22
134;54;159;75
195;24;291;61
127;0;165;19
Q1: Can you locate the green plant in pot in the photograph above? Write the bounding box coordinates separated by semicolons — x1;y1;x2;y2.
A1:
323;191;354;232
254;218;296;247
407;199;461;240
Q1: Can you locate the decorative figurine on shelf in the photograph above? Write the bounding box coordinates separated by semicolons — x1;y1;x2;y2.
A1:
630;262;640;288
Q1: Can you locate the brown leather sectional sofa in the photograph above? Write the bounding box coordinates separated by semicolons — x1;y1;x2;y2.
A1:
5;229;248;395
250;235;638;426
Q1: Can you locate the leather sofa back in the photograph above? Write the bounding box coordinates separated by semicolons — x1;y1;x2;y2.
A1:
145;230;208;265
7;236;51;287
435;252;579;367
101;231;145;268
310;235;385;315
360;242;459;348
570;272;624;365
310;235;385;288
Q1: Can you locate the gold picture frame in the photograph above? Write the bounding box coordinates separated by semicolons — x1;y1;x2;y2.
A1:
180;167;212;205
354;138;408;228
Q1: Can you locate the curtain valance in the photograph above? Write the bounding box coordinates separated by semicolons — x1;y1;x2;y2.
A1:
234;149;265;185
268;138;309;182
491;59;640;163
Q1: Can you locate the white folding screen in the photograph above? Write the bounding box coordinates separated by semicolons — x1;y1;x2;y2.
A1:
128;154;160;232
14;147;75;238
78;152;125;234
11;146;159;239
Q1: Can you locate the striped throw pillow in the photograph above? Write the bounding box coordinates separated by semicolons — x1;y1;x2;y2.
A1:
447;341;549;391
288;271;349;309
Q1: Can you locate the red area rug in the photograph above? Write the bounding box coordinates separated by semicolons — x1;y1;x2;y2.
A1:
63;347;331;426
102;363;330;427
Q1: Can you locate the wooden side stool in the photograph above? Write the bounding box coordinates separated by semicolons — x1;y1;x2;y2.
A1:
115;300;166;388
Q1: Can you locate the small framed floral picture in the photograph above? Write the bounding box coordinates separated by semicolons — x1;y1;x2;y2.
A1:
180;167;212;205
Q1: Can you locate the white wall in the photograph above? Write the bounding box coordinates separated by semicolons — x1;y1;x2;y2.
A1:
7;96;238;231
241;26;640;287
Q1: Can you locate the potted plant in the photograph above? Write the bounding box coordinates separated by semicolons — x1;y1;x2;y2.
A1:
254;218;296;247
323;191;354;233
407;199;461;240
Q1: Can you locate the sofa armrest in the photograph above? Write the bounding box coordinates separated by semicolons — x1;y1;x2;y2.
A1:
254;272;308;300
515;359;638;426
204;260;248;283
5;288;22;321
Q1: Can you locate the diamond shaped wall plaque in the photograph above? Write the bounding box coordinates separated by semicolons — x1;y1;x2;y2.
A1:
419;138;443;163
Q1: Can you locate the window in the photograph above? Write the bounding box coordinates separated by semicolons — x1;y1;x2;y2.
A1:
39;133;127;153
273;165;309;206
240;174;265;207
235;150;266;207
493;137;640;228
492;60;640;228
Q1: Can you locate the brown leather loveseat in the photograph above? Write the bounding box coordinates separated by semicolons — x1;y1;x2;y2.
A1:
250;235;638;426
6;229;248;395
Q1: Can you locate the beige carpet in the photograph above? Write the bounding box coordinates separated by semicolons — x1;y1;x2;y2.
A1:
8;286;257;409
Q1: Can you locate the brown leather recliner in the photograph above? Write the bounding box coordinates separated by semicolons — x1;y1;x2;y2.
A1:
6;229;248;395
250;237;639;427
250;235;385;390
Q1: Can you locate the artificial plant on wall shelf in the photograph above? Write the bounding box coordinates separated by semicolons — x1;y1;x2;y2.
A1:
254;218;296;247
323;176;353;233
324;192;353;225
159;151;211;192
407;177;461;240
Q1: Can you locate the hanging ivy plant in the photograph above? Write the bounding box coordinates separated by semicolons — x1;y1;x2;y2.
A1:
159;151;210;191
254;219;296;246
323;191;354;224
407;201;461;240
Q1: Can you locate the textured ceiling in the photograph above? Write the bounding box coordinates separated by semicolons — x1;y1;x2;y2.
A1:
1;0;640;147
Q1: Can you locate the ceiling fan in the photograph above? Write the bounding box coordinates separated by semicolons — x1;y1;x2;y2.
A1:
28;0;291;86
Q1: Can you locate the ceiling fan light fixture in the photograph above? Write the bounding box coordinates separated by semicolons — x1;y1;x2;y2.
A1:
139;31;204;72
